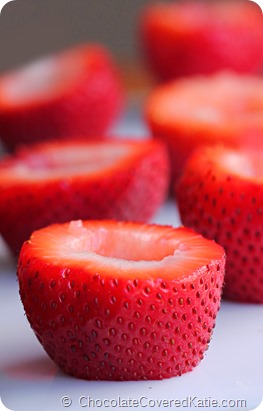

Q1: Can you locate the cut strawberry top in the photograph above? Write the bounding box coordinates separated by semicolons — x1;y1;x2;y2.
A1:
147;72;263;130
204;147;263;181
27;220;224;280
0;141;142;182
146;72;263;184
144;1;262;34
0;45;101;109
0;56;78;106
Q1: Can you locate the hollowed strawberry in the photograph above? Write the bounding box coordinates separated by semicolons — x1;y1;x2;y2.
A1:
177;146;263;303
17;219;225;380
0;44;123;151
146;72;263;184
0;139;169;255
140;0;263;81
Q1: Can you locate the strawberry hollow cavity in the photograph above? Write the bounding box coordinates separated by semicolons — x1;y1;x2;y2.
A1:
32;220;225;279
1;143;130;181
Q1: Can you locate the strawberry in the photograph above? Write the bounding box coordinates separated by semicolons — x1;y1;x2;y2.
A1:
0;139;169;255
140;0;263;81
176;146;263;303
0;44;123;151
146;72;263;184
17;219;225;380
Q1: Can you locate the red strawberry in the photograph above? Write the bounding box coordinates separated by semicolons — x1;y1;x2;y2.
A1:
0;139;169;255
176;145;263;303
146;72;263;184
140;0;263;81
0;44;123;151
17;219;225;380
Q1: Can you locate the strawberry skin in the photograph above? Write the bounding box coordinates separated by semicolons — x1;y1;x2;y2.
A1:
177;146;263;303
146;72;263;184
140;1;263;81
0;139;169;255
17;220;225;380
0;44;123;151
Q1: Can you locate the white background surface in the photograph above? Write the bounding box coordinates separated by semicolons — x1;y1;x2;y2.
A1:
0;110;263;411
